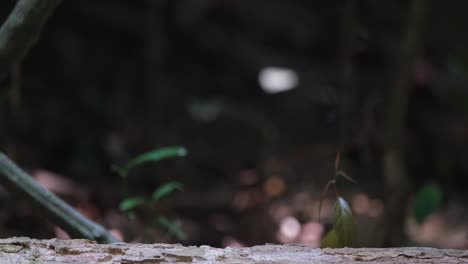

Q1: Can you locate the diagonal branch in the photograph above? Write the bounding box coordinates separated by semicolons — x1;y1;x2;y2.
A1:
0;0;61;76
0;152;119;244
0;0;119;244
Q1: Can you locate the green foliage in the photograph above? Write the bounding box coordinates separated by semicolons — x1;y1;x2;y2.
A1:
321;197;353;248
187;97;224;122
112;146;187;178
319;153;355;248
413;183;443;224
320;229;339;248
152;181;183;201
113;146;188;240
119;196;146;212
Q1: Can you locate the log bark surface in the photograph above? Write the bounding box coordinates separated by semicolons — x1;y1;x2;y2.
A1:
2;237;467;263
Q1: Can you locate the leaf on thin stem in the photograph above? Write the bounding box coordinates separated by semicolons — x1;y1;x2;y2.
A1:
333;197;353;246
119;196;146;212
126;146;187;171
320;197;353;248
152;181;183;201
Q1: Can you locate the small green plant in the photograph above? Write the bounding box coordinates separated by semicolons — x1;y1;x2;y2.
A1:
413;183;442;224
319;152;355;248
112;146;187;240
112;146;187;179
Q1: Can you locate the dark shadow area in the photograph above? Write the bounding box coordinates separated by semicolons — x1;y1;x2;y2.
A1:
0;0;467;248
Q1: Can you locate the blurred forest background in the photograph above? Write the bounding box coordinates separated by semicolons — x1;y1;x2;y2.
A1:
1;0;468;249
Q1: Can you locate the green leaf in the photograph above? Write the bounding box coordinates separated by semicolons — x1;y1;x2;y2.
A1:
125;146;187;171
152;182;183;201
413;183;443;224
187;97;224;122
320;197;353;248
119;196;146;212
333;197;353;247
320;229;341;248
156;216;187;240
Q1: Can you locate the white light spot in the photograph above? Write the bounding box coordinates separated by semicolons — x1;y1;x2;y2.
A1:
278;216;301;242
258;67;299;94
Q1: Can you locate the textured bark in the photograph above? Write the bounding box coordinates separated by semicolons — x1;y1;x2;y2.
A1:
2;237;468;264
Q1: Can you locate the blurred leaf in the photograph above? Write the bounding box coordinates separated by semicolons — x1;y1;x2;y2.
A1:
334;197;353;247
119;196;146;212
413;183;443;224
320;229;340;248
126;146;187;171
152;182;183;201
320;197;353;248
187;97;224;122
156;216;187;240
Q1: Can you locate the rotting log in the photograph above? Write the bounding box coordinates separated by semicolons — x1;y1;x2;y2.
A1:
1;237;467;263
